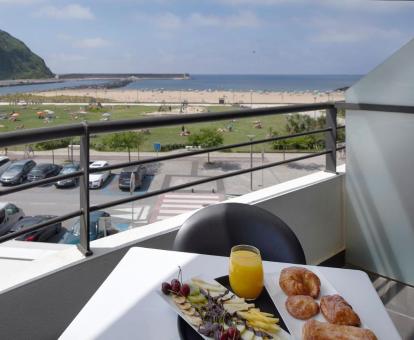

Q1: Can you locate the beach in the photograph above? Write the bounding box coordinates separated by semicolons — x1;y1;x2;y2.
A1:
31;89;345;104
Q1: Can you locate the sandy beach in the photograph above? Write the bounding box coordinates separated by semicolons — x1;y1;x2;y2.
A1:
32;89;345;104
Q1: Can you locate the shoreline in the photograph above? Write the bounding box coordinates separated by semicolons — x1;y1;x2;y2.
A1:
29;88;345;104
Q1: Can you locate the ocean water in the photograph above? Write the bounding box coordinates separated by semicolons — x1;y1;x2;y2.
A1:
0;74;362;95
125;74;362;92
0;79;110;95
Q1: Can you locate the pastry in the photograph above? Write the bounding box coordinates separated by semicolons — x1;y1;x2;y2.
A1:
320;295;360;326
279;266;321;298
285;295;319;320
303;320;377;340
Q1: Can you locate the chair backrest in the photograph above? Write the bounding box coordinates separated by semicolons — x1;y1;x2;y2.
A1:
173;202;306;264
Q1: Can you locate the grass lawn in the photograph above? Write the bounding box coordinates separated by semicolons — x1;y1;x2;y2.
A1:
0;104;288;152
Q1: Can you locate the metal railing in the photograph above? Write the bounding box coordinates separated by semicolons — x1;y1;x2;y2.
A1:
0;102;343;255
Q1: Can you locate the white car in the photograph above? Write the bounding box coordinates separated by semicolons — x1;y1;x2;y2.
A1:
89;161;111;189
0;202;25;235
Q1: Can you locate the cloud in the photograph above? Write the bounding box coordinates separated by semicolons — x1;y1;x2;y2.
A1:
155;12;183;29
215;0;295;4
316;0;414;13
189;10;260;28
35;4;94;20
0;0;45;4
73;37;111;48
138;10;261;30
215;0;414;12
48;53;87;62
309;18;405;44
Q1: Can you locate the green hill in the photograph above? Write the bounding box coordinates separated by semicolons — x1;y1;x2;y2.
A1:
0;29;54;80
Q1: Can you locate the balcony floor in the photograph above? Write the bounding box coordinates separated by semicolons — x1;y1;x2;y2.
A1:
368;273;414;340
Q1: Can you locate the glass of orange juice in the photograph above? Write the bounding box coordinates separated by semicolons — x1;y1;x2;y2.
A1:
229;245;264;300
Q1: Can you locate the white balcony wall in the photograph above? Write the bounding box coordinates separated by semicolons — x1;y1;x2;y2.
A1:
0;169;344;339
345;38;414;285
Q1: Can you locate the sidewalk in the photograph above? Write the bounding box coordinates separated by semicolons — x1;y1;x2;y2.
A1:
2;148;320;161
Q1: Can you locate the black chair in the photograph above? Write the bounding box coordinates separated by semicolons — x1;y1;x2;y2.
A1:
173;202;306;264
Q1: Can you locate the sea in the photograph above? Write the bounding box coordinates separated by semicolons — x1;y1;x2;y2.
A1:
0;74;362;95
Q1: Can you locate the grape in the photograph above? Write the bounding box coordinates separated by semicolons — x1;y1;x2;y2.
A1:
161;282;171;295
171;279;181;293
180;283;190;297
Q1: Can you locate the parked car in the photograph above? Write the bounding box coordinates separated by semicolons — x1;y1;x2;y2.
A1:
9;215;62;242
27;163;62;183
0;156;11;176
0;202;24;235
55;163;81;188
89;161;111;189
57;211;112;244
0;159;36;186
119;165;146;191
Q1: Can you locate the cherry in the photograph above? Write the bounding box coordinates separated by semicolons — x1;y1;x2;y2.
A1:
220;331;228;340
171;279;181;293
180;283;190;297
161;282;172;295
227;327;239;339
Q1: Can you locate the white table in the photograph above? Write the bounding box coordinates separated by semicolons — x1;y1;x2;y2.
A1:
60;248;400;340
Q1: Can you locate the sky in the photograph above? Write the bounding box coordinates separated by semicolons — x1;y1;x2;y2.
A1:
0;0;413;75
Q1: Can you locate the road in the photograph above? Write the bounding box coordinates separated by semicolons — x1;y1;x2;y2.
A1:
2;150;341;242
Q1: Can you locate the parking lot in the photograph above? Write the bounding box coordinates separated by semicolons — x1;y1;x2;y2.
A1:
1;149;334;243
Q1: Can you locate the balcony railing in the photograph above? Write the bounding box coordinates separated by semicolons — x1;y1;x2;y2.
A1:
0;103;345;255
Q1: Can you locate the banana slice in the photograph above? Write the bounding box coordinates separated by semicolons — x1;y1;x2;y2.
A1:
187;316;202;327
173;295;186;304
182;307;196;316
178;302;192;311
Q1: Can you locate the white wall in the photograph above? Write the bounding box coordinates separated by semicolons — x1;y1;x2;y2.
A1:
230;170;345;265
345;38;414;285
0;170;345;339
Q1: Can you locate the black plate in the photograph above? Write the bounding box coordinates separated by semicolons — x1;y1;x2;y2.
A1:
178;275;289;339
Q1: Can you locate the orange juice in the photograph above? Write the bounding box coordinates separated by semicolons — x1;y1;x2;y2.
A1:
229;246;264;300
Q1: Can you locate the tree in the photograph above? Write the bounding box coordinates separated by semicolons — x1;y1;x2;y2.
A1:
188;128;224;163
283;114;327;151
103;132;144;161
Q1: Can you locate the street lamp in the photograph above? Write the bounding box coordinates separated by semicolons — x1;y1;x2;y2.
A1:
247;134;255;191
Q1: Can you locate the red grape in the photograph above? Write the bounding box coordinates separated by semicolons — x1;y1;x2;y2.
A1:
161;282;171;295
171;279;181;293
180;283;190;297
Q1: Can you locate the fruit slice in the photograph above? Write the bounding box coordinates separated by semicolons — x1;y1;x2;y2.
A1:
182;307;196;316
223;303;254;314
187;316;202;327
178;302;192;310
191;278;226;292
189;284;200;296
236;324;246;333
240;329;255;340
173;295;186;304
188;294;207;304
223;296;245;304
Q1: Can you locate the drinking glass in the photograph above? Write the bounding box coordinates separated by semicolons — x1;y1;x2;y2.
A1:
229;245;264;300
